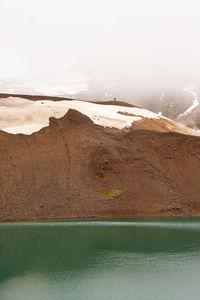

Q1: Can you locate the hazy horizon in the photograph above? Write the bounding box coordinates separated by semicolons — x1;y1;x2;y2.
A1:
1;0;200;92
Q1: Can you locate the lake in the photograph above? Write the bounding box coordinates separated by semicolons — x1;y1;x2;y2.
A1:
1;218;200;300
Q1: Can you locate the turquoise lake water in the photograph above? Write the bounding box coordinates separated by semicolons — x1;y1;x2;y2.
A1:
1;218;200;300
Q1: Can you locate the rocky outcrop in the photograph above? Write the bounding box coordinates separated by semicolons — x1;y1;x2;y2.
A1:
0;108;200;222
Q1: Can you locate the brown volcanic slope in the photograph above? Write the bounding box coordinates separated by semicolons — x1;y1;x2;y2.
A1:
0;92;75;102
0;108;200;222
0;92;137;107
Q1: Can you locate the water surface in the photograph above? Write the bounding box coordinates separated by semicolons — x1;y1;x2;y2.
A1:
1;218;200;300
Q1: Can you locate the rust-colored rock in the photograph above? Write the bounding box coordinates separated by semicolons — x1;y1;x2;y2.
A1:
0;108;200;222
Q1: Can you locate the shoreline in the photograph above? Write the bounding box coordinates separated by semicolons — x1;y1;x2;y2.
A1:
1;214;200;225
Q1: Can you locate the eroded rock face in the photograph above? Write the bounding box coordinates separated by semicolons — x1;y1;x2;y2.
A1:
0;109;200;222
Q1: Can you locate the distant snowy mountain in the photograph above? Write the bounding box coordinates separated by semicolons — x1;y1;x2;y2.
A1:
177;86;200;118
176;86;200;129
1;72;200;128
0;71;91;96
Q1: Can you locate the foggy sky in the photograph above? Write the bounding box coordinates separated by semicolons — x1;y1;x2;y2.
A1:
1;0;200;88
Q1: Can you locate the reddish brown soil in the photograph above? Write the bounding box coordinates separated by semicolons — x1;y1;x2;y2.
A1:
94;100;138;107
0;93;136;107
0;109;200;222
0;93;75;102
118;111;193;135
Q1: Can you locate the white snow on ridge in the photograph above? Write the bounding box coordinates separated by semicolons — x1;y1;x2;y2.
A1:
3;124;45;135
0;97;162;135
178;86;200;118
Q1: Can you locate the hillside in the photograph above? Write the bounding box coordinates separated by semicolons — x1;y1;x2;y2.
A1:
0;96;200;221
0;96;196;135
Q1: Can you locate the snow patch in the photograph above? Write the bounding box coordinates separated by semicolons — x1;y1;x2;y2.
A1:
3;124;45;135
178;86;199;118
0;97;163;135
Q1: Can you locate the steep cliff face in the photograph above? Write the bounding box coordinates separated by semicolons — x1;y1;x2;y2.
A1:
0;108;200;222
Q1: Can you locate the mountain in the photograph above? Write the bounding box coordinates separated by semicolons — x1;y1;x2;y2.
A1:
176;86;200;129
0;96;196;135
1;72;200;128
0;71;91;96
0;95;200;222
